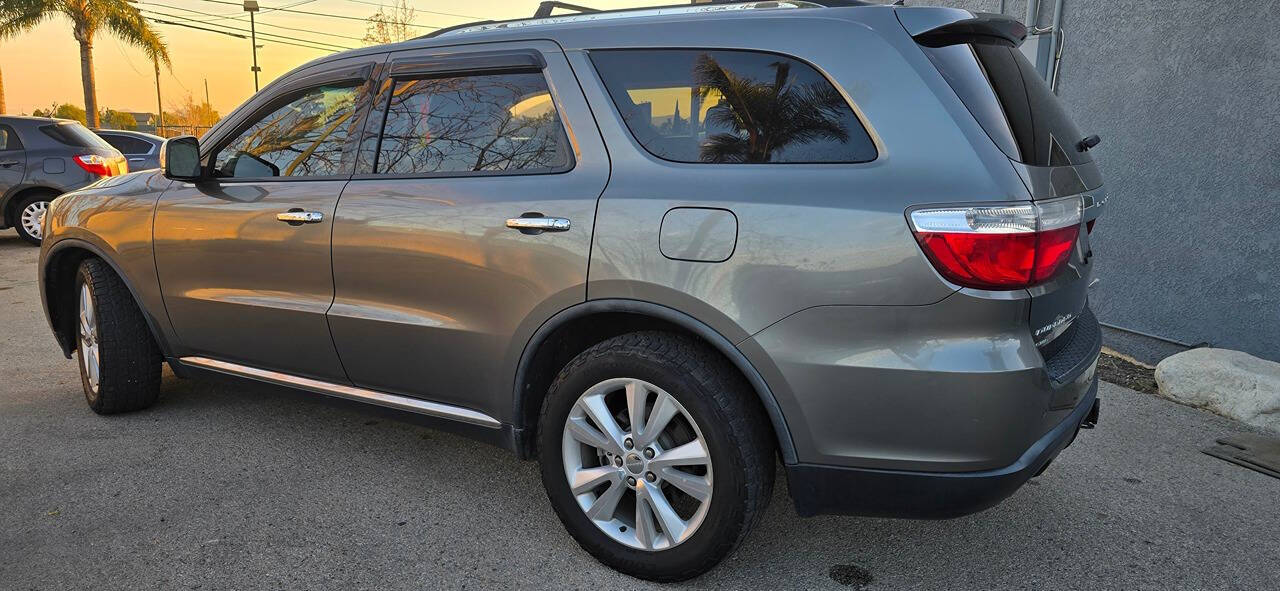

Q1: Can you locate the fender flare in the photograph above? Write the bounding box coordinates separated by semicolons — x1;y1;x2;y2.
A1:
42;238;174;359
512;298;798;464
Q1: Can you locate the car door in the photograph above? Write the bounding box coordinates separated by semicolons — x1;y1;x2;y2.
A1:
0;124;25;197
328;41;609;417
154;55;384;381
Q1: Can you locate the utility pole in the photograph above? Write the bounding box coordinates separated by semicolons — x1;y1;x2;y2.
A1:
204;78;211;107
153;59;163;134
244;1;261;91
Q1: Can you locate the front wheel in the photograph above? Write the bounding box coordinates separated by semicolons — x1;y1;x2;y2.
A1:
538;332;774;582
15;193;52;245
75;258;162;414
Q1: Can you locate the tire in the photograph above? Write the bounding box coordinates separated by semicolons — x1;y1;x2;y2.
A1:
74;258;162;414
14;192;53;246
538;331;774;582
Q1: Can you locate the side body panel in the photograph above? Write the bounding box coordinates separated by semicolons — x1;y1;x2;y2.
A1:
328;41;609;421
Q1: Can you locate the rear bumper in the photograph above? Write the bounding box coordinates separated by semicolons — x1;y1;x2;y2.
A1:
787;378;1099;518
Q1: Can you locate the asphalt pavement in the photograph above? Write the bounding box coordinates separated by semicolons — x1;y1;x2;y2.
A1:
1;230;1276;590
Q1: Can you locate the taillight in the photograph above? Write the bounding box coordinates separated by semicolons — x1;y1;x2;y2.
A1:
908;196;1083;290
73;154;127;177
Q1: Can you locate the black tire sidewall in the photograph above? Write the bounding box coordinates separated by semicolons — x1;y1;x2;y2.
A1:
538;340;756;577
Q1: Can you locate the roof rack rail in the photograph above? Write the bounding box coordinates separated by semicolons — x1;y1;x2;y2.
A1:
533;2;600;18
425;1;834;40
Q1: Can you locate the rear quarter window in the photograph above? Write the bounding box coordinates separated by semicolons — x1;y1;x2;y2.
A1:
40;123;116;151
589;49;876;164
100;134;153;154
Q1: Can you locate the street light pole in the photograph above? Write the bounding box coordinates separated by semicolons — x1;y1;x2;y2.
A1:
153;59;163;134
244;1;261;91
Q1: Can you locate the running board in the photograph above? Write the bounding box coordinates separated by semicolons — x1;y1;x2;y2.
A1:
178;356;502;429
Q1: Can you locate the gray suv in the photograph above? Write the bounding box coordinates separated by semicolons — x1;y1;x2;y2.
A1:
38;2;1105;581
1;116;128;244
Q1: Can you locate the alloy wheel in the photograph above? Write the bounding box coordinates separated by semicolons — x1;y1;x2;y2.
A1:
78;283;100;393
561;377;713;551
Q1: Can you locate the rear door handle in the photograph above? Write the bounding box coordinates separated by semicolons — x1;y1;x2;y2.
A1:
276;211;324;224
0;160;20;167
505;216;570;232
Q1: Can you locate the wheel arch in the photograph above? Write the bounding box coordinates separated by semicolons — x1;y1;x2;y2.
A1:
2;184;61;228
511;299;798;464
42;238;172;360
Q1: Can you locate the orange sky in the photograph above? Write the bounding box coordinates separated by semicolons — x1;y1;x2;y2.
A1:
0;0;652;117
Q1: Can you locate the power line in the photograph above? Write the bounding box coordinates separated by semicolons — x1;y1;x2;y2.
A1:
132;1;367;42
342;0;482;21
193;0;442;29
141;9;353;50
145;15;344;52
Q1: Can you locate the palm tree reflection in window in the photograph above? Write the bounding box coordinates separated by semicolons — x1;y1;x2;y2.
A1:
377;72;569;175
693;55;851;163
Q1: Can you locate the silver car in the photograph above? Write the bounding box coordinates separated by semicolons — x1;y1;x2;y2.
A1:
38;2;1104;581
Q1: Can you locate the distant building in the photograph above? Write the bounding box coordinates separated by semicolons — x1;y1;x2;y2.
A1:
127;112;156;132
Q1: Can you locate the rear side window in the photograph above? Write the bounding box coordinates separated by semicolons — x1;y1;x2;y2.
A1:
100;134;152;154
213;85;362;178
40;123;114;151
921;43;1089;166
589;49;876;164
0;126;20;150
374;72;570;175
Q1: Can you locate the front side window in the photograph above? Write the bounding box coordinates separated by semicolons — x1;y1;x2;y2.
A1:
590;49;876;164
214;85;362;178
375;71;570;175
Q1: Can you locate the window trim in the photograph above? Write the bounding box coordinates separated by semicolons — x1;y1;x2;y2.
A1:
206;81;371;183
353;58;576;181
587;47;880;166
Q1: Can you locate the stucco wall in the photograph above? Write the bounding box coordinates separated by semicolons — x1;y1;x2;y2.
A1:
913;0;1280;361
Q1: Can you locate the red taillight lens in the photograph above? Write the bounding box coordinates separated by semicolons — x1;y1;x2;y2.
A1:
74;154;127;177
909;196;1082;290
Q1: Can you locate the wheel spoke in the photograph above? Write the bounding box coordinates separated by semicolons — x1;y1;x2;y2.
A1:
625;380;647;435
634;496;658;550
577;394;626;453
585;478;627;521
649;439;709;471
639;483;688;544
565;416;619;455
660;468;712;502
571;466;619;495
635;391;678;448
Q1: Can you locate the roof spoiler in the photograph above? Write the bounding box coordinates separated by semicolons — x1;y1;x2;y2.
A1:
908;12;1027;48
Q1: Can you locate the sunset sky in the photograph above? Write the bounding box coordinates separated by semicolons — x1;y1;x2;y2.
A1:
1;0;653;117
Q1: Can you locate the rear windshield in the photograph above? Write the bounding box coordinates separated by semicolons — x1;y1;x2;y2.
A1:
922;43;1090;166
590;49;876;164
40;122;115;151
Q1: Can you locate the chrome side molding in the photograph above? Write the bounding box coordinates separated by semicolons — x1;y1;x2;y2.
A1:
179;356;501;428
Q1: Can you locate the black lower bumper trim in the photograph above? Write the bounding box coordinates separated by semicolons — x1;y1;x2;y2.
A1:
787;378;1099;519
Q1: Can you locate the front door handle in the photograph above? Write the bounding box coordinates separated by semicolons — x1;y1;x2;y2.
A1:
276;210;324;224
505;216;570;233
0;160;20;167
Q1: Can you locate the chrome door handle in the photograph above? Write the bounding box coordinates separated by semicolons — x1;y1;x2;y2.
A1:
506;216;571;232
276;211;324;224
0;160;19;167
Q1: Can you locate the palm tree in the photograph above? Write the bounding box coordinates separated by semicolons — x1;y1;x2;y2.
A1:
693;54;850;163
0;0;170;127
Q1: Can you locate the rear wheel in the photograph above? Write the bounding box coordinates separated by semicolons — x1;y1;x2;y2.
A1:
75;258;162;414
15;193;52;245
538;332;774;582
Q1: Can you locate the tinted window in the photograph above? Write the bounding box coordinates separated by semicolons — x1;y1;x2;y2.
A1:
922;43;1089;166
100;134;152;154
214;85;361;178
0;126;19;151
41;123;115;150
375;72;570;175
590;49;876;164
